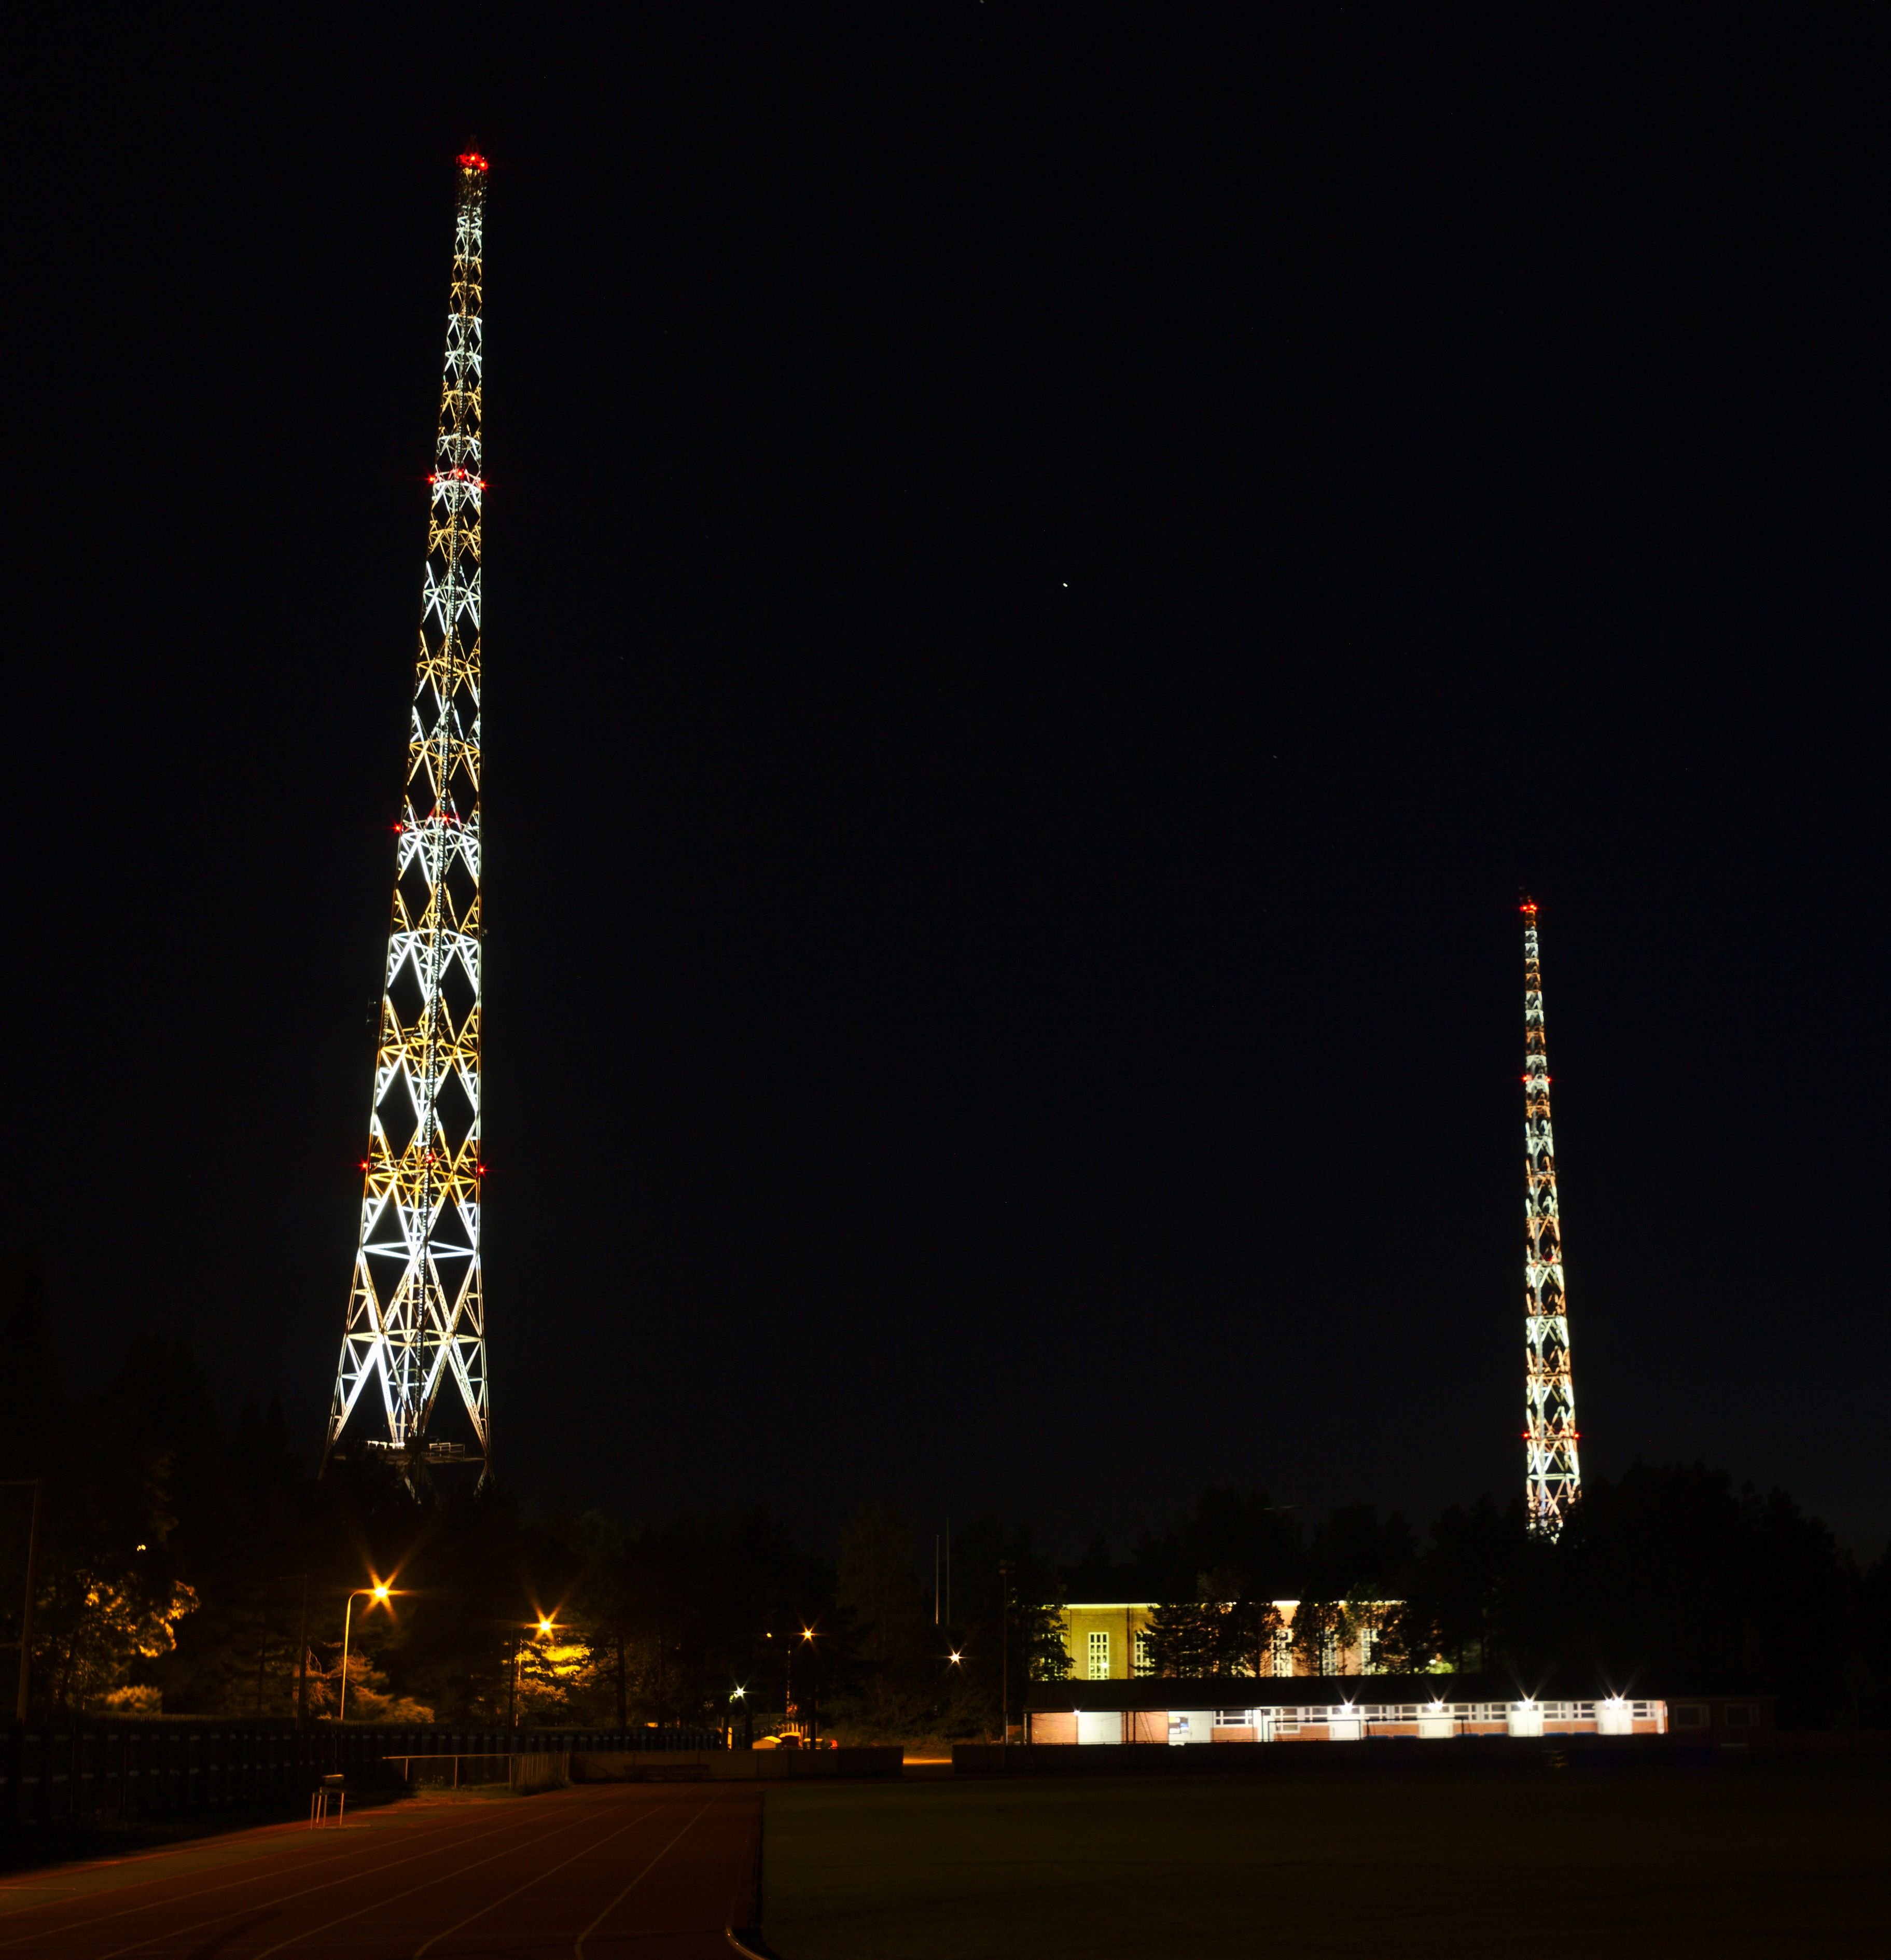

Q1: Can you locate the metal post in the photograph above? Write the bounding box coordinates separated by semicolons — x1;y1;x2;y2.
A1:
338;1592;356;1723
295;1575;310;1729
999;1560;1012;1752
13;1479;43;1725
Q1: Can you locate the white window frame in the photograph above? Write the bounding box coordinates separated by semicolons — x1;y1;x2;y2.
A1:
1087;1630;1111;1680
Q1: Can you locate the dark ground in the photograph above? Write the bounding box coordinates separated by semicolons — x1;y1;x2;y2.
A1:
0;1783;758;1958
762;1766;1891;1958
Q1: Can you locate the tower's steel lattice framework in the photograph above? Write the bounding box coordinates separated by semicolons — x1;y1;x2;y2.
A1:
324;154;492;1481
1521;900;1580;1535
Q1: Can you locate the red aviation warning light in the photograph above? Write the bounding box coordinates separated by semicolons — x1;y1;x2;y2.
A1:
458;152;489;173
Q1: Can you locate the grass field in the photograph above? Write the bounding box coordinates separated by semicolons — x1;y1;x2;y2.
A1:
761;1763;1891;1958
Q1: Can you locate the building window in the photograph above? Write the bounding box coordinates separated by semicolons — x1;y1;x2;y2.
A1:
1361;1630;1380;1674
1133;1631;1152;1676
1214;1709;1250;1728
1270;1629;1294;1676
1725;1704;1756;1728
1673;1704;1707;1729
1087;1631;1110;1680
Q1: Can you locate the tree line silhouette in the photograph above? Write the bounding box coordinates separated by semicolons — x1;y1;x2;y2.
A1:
3;1249;1885;1737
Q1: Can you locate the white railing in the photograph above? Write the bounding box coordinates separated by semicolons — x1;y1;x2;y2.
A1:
1226;1699;1663;1736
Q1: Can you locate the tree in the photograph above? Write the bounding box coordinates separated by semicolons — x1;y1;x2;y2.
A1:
831;1504;934;1739
1217;1587;1284;1679
1386;1496;1518;1673
1290;1597;1345;1677
1142;1592;1219;1677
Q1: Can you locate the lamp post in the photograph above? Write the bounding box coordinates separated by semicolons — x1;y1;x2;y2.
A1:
295;1574;310;1729
337;1582;393;1723
800;1628;821;1749
2;1480;43;1725
998;1560;1013;1751
509;1615;555;1734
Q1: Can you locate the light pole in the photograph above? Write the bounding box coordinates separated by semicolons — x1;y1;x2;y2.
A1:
2;1480;43;1725
337;1582;393;1722
510;1615;555;1733
998;1560;1013;1752
800;1628;821;1750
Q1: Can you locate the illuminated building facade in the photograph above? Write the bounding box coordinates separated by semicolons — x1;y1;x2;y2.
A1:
1025;1677;1675;1745
1063;1602;1395;1682
324;154;493;1484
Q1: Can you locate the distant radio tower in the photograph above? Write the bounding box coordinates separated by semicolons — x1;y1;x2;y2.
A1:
324;154;492;1484
1521;899;1580;1535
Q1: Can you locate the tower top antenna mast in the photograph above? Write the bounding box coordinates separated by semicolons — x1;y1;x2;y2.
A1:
1521;898;1580;1535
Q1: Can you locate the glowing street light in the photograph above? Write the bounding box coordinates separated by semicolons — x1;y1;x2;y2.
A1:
504;1613;564;1732
338;1581;403;1722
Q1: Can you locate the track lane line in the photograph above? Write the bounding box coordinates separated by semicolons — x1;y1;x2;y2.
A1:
0;1825;329;1903
90;1798;596;1960
410;1798;663;1956
239;1792;621;1960
572;1797;716;1958
0;1805;479;1948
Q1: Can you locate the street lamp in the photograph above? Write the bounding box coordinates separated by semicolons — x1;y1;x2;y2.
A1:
800;1627;821;1749
1;1480;43;1725
508;1614;558;1732
338;1582;397;1723
998;1560;1014;1750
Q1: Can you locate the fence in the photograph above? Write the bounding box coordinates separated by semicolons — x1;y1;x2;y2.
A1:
1;1722;721;1835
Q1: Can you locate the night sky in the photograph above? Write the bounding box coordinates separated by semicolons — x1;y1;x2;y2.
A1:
9;11;1885;1556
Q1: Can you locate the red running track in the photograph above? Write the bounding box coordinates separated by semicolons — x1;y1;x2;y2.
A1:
0;1782;762;1958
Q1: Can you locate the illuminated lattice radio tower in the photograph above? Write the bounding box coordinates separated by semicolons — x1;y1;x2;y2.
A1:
1521;899;1580;1535
324;153;492;1484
